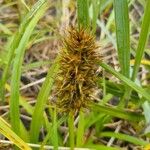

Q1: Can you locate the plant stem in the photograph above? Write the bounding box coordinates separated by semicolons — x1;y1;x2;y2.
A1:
68;112;74;150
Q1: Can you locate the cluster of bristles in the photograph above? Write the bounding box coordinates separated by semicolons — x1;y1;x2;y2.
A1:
55;27;100;113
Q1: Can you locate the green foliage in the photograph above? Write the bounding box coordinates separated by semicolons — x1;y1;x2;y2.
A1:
10;0;49;136
114;0;130;78
30;56;60;143
77;0;90;28
131;0;150;81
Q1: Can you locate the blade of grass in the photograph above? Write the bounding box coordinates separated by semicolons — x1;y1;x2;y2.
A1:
91;0;101;33
5;83;34;115
113;0;131;107
0;0;48;101
92;104;144;122
114;0;130;77
77;0;90;28
131;0;150;81
10;1;48;135
100;132;148;146
17;0;29;21
30;56;60;143
0;23;12;35
99;62;150;101
0;117;32;150
20;121;29;142
22;60;51;72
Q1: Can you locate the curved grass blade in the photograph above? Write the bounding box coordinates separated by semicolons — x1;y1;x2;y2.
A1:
0;0;48;101
132;0;150;81
10;1;48;135
0;117;31;150
99;62;150;101
30;56;60;143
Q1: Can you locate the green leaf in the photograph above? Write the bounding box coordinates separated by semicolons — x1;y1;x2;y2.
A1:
132;0;150;81
77;0;90;28
99;62;150;101
30;56;60;143
142;101;150;135
91;0;101;33
10;0;48;135
142;101;150;124
114;0;130;77
0;117;31;150
0;0;48;101
100;132;148;146
92;104;144;122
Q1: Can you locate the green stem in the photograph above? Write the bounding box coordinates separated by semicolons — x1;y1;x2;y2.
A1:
68;112;75;150
53;107;58;150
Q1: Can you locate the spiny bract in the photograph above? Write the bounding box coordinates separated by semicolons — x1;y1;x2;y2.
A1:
55;27;100;113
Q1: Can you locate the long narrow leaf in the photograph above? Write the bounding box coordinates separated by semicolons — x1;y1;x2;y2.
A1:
0;117;31;150
92;104;144;122
114;0;130;77
91;0;101;33
0;0;47;101
77;0;90;28
100;132;148;146
30;56;60;143
99;62;150;101
10;1;48;135
132;0;150;81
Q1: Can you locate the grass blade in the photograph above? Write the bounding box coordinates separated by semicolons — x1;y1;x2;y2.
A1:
131;0;150;81
0;0;48;101
100;132;148;146
99;62;150;101
77;0;90;28
91;0;101;33
0;117;32;150
92;104;144;122
10;1;48;135
30;56;60;143
114;0;130;77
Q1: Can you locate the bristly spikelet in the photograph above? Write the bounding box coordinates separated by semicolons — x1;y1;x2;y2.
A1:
55;27;100;113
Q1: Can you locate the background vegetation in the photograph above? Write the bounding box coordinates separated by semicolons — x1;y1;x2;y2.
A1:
0;0;150;150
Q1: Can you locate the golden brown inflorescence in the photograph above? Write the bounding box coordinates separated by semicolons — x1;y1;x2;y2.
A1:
55;27;100;113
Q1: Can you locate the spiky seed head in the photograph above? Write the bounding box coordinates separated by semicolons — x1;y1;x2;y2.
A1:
55;27;100;113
